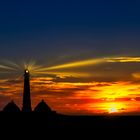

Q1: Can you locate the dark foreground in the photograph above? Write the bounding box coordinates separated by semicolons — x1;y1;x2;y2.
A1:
0;113;140;137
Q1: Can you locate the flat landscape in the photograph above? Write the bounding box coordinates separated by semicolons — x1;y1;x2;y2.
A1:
1;113;140;130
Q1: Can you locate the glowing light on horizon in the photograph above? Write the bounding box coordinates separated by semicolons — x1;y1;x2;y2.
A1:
109;107;118;113
108;103;120;113
101;102;125;114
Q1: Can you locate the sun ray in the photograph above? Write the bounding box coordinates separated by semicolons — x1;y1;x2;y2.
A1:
37;56;140;71
42;58;104;70
2;60;21;70
0;64;16;71
1;56;140;79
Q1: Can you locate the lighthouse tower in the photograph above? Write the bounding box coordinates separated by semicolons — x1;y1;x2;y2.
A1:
22;69;32;112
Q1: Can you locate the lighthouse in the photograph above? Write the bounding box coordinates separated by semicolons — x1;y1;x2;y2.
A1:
22;69;32;112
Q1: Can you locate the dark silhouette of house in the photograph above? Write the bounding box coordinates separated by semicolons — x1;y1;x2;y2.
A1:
3;101;20;112
34;100;56;115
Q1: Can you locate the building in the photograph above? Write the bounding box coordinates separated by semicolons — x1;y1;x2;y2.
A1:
22;69;32;112
3;69;57;115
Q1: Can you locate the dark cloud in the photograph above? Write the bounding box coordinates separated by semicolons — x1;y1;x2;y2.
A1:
135;97;140;101
0;87;10;91
5;79;22;84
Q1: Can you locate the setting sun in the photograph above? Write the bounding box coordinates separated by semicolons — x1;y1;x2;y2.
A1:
107;103;124;114
109;107;118;113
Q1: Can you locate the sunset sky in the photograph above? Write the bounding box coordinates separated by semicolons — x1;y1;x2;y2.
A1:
0;0;140;115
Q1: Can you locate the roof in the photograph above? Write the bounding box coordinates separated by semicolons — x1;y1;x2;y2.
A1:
3;101;20;112
34;100;52;113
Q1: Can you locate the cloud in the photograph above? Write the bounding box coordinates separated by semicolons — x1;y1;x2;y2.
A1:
105;57;140;63
132;72;140;79
0;76;140;114
0;87;10;91
5;79;22;84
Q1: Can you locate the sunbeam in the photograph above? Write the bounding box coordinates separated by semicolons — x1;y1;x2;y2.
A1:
43;58;104;70
0;64;17;71
40;56;140;71
1;56;140;78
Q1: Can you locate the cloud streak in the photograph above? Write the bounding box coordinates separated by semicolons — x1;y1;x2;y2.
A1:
41;56;140;71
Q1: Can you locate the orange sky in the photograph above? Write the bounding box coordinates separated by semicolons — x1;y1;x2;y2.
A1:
0;56;140;115
0;77;140;115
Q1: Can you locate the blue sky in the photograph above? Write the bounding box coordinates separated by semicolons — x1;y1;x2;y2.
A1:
0;0;140;62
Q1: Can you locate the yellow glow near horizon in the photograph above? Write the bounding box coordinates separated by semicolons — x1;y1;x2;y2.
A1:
109;107;118;113
87;101;127;114
108;104;119;113
106;103;125;114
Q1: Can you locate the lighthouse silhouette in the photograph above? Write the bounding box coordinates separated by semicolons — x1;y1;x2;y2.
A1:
22;69;32;112
3;68;57;114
